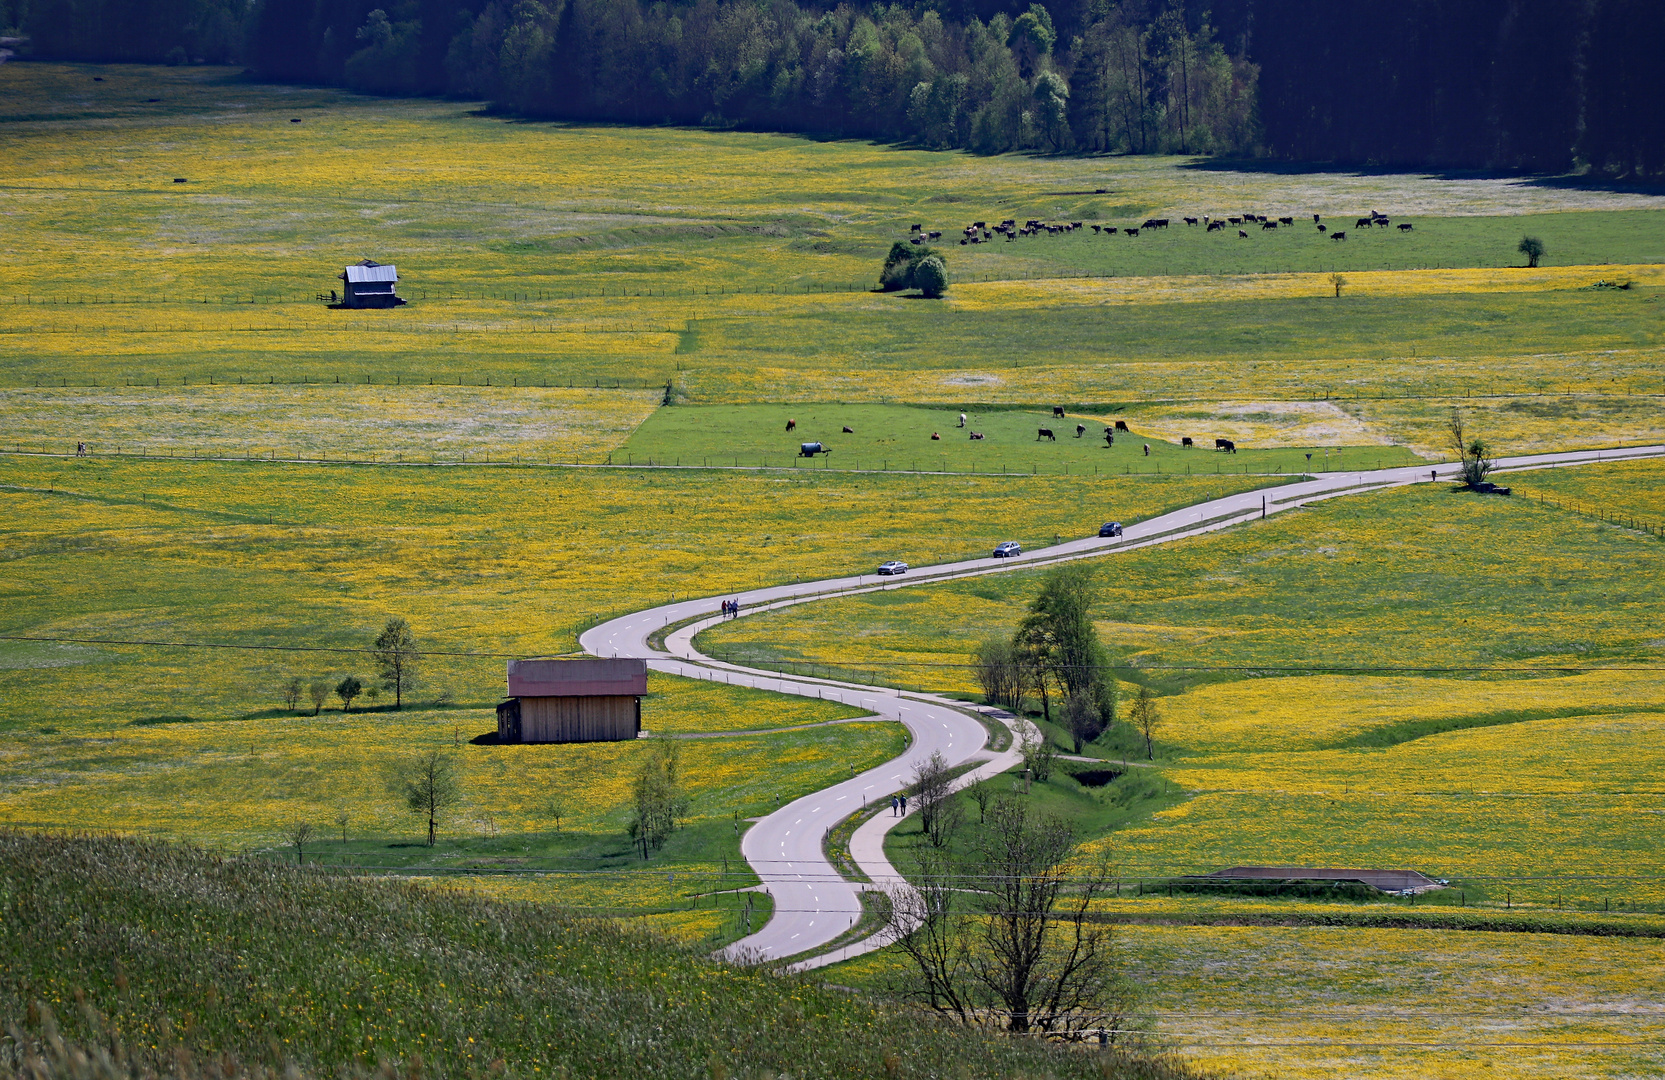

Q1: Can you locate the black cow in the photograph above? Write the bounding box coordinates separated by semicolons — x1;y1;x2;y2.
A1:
1317;224;1327;233
1114;420;1129;432
1262;221;1278;229
1103;429;1114;447
969;431;984;440
1279;216;1294;226
928;230;942;240
1127;228;1140;237
1208;221;1224;232
1239;230;1248;238
1104;227;1118;235
1355;217;1374;228
1313;213;1322;223
786;418;796;432
911;236;924;245
1331;231;1347;241
1398;222;1414;231
1228;217;1242;225
1143;218;1170;229
1215;438;1236;453
1075;424;1087;438
910;223;921;232
1184;216;1199;225
1037;428;1057;441
842;425;854;433
1181;437;1194;447
1092;225;1102;233
1052;405;1065;417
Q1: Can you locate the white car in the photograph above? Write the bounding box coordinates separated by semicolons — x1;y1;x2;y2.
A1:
876;561;908;575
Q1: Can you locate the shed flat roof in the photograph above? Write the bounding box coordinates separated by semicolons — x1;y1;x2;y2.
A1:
345;264;398;283
508;657;648;698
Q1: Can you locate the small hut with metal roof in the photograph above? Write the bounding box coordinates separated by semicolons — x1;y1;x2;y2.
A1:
495;657;648;743
338;259;405;308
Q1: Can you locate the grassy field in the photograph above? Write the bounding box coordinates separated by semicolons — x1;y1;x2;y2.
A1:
697;463;1665;689
698;464;1665;913
827;920;1665;1080
7;58;1665;1080
620;401;1426;474
5;62;1665;461
0;831;1200;1080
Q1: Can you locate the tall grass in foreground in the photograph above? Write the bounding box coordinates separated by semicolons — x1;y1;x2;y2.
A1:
0;832;1199;1080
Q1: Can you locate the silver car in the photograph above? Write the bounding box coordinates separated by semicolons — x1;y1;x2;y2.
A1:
877;560;908;575
992;541;1021;558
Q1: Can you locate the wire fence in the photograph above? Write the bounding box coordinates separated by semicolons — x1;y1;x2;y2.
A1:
2;255;1658;308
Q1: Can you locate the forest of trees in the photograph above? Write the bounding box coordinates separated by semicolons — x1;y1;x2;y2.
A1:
3;0;1661;178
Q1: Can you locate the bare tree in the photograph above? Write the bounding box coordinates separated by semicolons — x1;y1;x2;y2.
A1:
973;637;1022;709
972;799;1128;1037
965;776;995;824
887;799;1135;1039
283;819;314;864
883;847;976;1024
371;616;420;709
307;678;331;716
281;676;302;712
1448;408;1495;487
1130;686;1160;760
396;749;463;846
334;808;349;844
912;751;961;848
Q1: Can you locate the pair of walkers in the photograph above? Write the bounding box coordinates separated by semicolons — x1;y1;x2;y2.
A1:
889;794;909;817
720;598;742;618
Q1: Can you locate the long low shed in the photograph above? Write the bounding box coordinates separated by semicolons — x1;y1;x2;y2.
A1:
496;657;648;743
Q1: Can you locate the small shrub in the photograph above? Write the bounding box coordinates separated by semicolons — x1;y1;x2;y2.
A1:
913;255;949;298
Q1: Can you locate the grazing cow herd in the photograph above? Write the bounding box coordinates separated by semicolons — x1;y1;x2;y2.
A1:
786;410;1245;454
911;208;1413;248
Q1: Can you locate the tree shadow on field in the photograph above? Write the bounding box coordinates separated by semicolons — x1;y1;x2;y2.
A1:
1181;157;1665;195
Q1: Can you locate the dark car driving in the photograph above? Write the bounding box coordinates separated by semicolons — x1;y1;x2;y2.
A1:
1098;522;1123;538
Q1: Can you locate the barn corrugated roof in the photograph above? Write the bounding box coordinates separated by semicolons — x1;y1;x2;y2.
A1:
345;263;398;283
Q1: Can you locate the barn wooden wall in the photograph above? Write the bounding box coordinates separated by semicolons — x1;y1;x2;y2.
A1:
498;695;639;743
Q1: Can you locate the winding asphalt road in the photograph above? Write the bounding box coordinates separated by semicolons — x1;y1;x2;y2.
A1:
579;444;1665;967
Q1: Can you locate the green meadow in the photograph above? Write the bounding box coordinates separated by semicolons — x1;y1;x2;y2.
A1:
4;59;1665;1080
